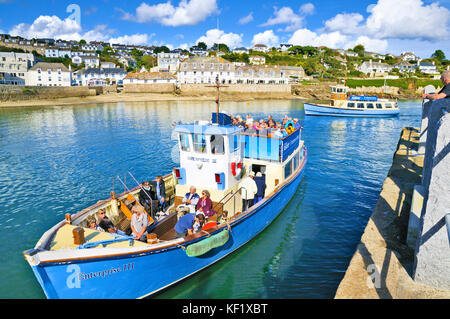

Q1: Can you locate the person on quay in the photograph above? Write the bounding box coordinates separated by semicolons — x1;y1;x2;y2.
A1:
239;171;258;212
422;70;450;100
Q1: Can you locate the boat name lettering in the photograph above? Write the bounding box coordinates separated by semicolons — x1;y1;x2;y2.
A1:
66;262;135;287
188;157;216;163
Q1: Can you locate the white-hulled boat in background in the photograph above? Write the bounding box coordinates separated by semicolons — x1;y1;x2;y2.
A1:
304;85;400;117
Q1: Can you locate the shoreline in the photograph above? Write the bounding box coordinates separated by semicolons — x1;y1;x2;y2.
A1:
0;91;421;109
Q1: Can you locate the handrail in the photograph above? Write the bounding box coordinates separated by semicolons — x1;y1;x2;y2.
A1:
77;235;135;249
211;189;235;214
215;186;248;222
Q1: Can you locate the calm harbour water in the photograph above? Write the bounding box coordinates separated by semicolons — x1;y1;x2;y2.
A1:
0;98;422;299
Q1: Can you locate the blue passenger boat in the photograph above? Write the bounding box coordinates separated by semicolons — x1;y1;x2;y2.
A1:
304;85;400;117
23;89;307;299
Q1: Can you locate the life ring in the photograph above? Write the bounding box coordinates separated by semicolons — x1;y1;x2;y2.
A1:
231;161;242;177
285;121;295;134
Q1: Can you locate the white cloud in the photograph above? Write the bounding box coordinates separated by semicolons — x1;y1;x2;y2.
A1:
261;6;304;32
238;12;254;25
365;0;450;41
288;29;348;49
300;3;315;15
123;0;218;27
9;15;83;40
345;36;389;53
252;30;279;47
196;29;243;48
108;33;153;45
323;13;365;35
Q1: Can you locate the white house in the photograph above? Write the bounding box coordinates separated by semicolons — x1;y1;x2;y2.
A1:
178;56;234;84
157;52;180;73
233;47;249;54
249;55;266;65
0;52;35;85
73;67;127;86
400;52;419;61
26;62;71;86
252;44;269;53
418;61;438;74
358;60;393;75
235;65;286;84
101;61;116;69
279;44;293;52
71;55;100;68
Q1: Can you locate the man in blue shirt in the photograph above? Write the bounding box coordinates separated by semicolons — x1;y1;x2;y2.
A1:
174;213;195;238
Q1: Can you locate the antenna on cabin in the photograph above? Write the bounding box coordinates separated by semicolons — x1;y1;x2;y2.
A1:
206;10;228;124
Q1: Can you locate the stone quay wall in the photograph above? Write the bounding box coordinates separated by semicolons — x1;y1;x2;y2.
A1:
0;85;96;102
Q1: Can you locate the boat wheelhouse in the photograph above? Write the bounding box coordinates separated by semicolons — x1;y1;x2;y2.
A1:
23;111;307;299
304;85;400;117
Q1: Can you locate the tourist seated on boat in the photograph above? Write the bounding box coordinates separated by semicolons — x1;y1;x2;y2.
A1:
293;118;301;130
245;114;254;127
139;181;158;217
239;171;258;212
254;172;266;205
130;205;148;242
87;215;104;232
192;212;206;233
176;186;200;215
196;190;215;218
151;176;166;212
97;209;127;236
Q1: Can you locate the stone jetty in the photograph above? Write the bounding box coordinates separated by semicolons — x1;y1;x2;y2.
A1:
335;98;450;298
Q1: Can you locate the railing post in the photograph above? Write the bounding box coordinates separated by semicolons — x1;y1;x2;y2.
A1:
446;214;450;248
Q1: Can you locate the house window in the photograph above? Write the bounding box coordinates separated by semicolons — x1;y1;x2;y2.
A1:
37;68;41;74
47;69;51;74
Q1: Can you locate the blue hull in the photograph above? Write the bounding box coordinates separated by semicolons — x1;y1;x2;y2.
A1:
304;103;399;117
30;153;307;299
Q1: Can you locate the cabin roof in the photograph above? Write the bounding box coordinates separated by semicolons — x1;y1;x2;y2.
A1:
174;123;242;135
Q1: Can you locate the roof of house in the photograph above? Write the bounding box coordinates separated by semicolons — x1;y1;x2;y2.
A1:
80;68;126;75
124;72;177;80
29;62;69;72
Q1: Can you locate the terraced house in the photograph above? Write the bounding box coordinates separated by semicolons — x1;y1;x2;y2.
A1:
178;57;235;84
0;52;35;85
26;62;71;86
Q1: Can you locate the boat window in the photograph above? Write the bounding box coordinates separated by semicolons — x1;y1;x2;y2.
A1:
193;134;207;153
367;103;374;109
376;103;383;109
385;103;392;108
357;103;365;108
347;102;355;108
229;134;240;153
179;133;191;152
284;159;293;179
293;151;300;170
210;135;225;155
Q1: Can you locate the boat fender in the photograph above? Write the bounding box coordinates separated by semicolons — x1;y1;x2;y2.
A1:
231;162;242;177
185;229;229;257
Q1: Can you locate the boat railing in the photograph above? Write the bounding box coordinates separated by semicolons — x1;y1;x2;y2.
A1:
214;186;248;222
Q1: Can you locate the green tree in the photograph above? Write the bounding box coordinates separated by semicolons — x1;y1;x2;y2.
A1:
431;49;445;61
353;44;365;57
153;46;170;54
79;39;87;45
196;41;207;50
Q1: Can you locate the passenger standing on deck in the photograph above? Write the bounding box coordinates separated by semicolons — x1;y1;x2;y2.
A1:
422;70;450;100
253;172;266;204
139;181;157;216
131;205;148;242
239;171;258;211
151;176;166;212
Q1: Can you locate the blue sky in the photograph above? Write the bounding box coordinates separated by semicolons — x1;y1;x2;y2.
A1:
0;0;449;59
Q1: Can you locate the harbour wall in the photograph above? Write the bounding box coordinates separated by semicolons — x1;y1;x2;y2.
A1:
335;98;450;298
0;85;97;102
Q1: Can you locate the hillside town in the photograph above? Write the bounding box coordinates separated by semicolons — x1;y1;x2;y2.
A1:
0;33;448;89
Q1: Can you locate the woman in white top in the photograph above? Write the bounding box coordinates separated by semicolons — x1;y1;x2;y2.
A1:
131;205;148;242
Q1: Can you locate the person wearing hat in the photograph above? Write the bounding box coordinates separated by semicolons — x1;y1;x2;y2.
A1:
239;171;258;212
131;205;148;242
253;172;266;205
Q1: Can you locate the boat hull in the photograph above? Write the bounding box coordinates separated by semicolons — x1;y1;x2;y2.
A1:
304;102;400;117
28;152;307;299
